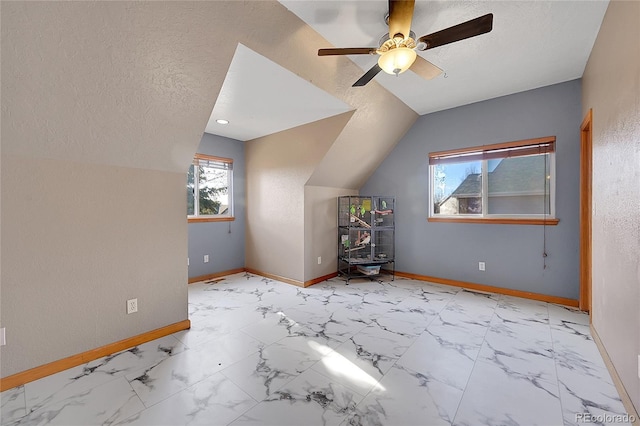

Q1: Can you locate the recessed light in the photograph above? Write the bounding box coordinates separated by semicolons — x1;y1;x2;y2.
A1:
216;119;229;125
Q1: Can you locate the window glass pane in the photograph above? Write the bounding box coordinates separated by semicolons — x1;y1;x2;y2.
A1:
198;165;229;215
487;154;550;215
187;164;195;216
433;160;483;215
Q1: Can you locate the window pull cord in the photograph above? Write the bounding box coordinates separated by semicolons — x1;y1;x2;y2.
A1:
543;152;548;269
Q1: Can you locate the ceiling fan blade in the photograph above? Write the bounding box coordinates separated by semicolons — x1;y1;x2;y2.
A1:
353;64;383;87
318;48;378;56
388;0;415;40
418;13;493;51
410;56;443;80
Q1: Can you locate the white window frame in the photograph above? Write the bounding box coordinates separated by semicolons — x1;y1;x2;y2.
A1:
428;136;557;225
188;154;234;222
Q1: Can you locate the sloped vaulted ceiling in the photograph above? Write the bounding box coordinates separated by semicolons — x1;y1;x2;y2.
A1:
3;1;415;185
226;1;417;282
205;43;353;142
229;1;418;190
2;1;230;173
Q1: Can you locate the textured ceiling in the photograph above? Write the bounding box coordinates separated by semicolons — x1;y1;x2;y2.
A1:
205;1;608;140
280;0;609;115
205;44;352;141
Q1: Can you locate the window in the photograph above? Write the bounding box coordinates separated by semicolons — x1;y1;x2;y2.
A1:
187;154;233;222
429;136;558;225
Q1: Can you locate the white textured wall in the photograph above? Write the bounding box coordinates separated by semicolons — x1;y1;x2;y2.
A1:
304;186;357;282
582;0;640;412
1;2;228;376
245;113;354;282
1;158;188;376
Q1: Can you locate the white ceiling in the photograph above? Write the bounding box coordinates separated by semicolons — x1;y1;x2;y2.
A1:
206;1;609;140
205;44;352;141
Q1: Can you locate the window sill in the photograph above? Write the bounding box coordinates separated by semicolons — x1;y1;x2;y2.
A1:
428;217;559;226
188;216;235;223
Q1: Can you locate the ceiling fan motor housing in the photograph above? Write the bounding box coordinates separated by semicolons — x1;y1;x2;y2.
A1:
378;31;417;52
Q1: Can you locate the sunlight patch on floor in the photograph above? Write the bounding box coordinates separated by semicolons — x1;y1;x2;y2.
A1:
307;340;385;392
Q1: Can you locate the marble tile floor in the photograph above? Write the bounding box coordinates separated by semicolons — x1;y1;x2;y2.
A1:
1;272;632;426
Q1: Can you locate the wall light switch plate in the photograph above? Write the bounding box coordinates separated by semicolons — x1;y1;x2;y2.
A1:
0;328;5;346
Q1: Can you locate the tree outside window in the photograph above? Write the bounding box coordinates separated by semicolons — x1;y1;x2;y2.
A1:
187;154;233;220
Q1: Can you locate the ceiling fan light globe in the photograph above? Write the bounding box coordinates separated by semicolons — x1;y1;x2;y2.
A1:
378;47;417;76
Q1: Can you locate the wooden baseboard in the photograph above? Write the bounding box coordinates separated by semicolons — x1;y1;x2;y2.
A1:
395;271;579;307
590;324;640;425
188;268;245;284
0;319;191;392
305;272;338;287
245;268;304;287
244;268;337;288
190;268;336;288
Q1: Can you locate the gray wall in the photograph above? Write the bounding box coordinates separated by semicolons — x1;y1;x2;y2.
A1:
188;133;245;279
361;80;582;299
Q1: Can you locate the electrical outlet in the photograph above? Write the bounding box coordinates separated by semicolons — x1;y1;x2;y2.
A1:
0;328;5;346
317;256;322;265
127;298;138;314
479;262;486;271
187;258;190;266
204;255;209;263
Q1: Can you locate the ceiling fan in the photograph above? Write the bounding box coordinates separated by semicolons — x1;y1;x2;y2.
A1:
318;0;493;87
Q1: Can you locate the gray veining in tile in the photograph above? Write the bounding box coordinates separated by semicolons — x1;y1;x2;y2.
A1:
0;386;26;425
0;272;630;426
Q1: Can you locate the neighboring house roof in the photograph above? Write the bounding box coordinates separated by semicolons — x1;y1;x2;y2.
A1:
447;155;548;199
489;155;549;195
451;173;482;198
